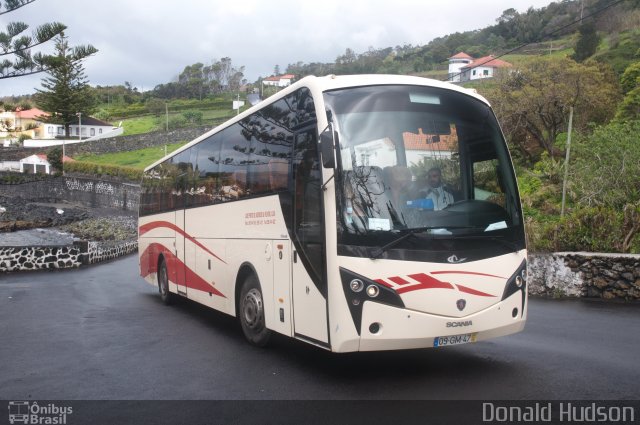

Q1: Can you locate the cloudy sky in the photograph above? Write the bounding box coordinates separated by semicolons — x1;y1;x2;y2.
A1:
2;0;553;97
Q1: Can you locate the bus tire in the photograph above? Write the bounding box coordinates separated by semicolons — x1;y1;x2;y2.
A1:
158;258;174;306
239;274;271;347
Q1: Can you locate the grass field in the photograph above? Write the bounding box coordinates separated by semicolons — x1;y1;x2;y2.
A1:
74;142;187;169
119;108;238;136
120;116;160;136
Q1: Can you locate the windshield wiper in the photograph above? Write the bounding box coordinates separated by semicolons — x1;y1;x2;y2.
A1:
369;226;467;260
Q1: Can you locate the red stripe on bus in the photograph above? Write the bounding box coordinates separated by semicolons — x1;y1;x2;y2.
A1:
431;271;506;279
455;284;495;297
396;273;455;294
408;273;454;289
389;276;411;286
374;279;393;288
140;242;226;298
139;221;227;264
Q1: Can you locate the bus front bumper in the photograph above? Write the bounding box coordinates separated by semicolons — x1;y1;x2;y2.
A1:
355;291;526;352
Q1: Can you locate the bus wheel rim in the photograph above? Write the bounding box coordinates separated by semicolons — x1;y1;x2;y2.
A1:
243;289;263;329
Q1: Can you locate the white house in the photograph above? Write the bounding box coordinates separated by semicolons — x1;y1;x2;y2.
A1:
262;74;296;87
448;53;512;83
40;116;115;140
19;154;75;174
459;55;512;82
0;107;117;142
447;52;474;83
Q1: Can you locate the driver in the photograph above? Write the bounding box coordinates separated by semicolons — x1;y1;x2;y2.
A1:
422;167;454;210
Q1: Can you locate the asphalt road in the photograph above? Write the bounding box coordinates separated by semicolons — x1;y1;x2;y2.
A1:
1;254;639;401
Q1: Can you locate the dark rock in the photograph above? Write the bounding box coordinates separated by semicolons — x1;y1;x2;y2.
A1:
615;280;630;290
586;287;602;297
593;277;609;289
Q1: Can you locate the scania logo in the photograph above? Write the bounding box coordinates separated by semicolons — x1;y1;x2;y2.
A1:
446;320;472;327
456;299;467;311
447;255;467;263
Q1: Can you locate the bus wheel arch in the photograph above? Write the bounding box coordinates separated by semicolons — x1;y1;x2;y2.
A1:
236;264;271;347
157;255;173;305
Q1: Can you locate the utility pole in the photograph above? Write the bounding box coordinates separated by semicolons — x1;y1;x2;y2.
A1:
77;112;82;141
165;103;169;132
561;106;574;217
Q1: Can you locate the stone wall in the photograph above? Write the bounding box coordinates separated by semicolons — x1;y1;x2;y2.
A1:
88;240;138;264
0;242;85;272
0;175;140;211
529;253;640;300
0;126;211;161
0;239;138;272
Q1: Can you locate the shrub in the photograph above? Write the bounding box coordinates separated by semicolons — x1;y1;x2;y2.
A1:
533;205;640;253
64;161;143;182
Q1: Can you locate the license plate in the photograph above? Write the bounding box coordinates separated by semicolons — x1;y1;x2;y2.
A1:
433;332;477;347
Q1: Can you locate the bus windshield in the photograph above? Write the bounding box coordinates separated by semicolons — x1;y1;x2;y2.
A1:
323;84;524;258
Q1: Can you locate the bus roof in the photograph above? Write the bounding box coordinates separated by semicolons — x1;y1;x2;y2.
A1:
144;74;490;172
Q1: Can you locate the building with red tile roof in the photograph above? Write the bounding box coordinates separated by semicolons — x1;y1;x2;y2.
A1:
448;52;512;83
263;74;296;87
403;126;459;164
0;107;115;141
20;153;75;174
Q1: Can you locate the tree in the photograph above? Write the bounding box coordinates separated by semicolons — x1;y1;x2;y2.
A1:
617;60;640;122
0;0;76;79
485;57;620;163
47;146;62;173
33;33;98;137
568;121;640;252
572;22;600;62
620;61;640;94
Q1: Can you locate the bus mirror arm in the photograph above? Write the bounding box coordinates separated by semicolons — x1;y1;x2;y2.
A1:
321;174;334;192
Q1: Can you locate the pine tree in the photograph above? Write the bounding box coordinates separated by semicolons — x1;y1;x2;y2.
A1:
0;0;67;79
573;22;600;63
33;33;98;137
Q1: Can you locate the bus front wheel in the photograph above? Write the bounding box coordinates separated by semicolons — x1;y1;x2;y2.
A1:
239;274;271;347
158;258;174;305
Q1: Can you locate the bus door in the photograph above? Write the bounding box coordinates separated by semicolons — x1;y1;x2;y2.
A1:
291;128;329;345
172;151;193;296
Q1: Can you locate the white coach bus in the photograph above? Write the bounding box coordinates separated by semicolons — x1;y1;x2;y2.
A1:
138;74;528;352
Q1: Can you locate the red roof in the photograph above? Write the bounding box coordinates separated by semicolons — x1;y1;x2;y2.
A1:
35;154;75;163
462;56;512;69
449;52;473;60
403;127;458;151
15;108;49;119
264;74;295;81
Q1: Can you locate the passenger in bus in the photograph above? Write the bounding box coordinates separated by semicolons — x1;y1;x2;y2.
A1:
421;167;454;210
383;166;417;208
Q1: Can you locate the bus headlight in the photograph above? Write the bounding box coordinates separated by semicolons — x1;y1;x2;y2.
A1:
340;267;404;335
501;260;527;318
350;279;364;292
366;285;379;298
515;275;523;288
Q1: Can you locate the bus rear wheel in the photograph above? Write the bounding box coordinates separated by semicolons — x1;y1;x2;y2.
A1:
239;274;271;347
158;258;174;305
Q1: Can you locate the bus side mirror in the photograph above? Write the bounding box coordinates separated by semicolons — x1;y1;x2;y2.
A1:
320;125;337;169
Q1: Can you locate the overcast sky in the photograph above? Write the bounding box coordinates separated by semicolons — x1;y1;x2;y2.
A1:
2;0;554;97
